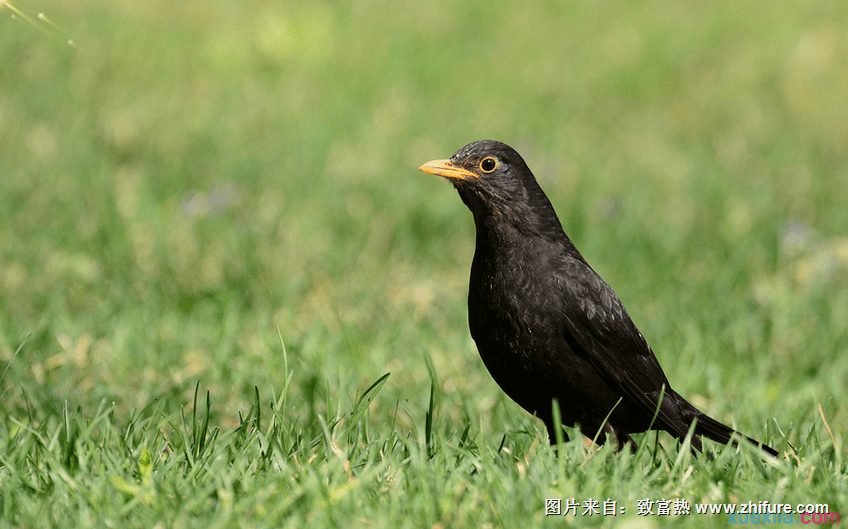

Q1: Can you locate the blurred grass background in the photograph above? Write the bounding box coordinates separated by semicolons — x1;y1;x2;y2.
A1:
1;0;847;525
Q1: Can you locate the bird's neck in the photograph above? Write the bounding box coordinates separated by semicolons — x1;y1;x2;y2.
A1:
470;205;586;278
471;201;565;248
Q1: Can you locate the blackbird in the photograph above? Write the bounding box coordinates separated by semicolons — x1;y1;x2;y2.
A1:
419;140;777;456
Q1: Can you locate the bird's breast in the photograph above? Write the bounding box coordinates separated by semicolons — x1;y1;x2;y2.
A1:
467;246;562;362
466;245;577;416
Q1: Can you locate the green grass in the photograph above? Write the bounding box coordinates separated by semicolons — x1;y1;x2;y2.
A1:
2;0;847;526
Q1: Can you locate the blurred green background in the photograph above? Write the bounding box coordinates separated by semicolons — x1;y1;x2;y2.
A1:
2;0;847;443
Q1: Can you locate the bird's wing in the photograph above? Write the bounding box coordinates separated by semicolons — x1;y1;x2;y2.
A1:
553;255;681;428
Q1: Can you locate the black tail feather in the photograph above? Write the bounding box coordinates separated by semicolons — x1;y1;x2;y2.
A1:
690;411;778;457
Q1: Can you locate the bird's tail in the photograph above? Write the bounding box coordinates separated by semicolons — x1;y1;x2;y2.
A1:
673;393;778;457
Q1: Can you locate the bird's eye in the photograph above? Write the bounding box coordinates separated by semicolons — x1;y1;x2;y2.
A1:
479;157;498;173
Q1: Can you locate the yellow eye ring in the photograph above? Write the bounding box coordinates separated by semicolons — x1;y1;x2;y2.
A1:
479;157;498;173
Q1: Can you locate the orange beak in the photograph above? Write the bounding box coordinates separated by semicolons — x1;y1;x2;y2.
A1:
418;159;478;180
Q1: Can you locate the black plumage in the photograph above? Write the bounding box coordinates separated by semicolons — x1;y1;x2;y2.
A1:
419;140;777;457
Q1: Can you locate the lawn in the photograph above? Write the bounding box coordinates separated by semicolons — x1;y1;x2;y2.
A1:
1;0;846;526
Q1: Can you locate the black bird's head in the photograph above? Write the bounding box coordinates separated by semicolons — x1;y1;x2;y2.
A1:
419;140;563;237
